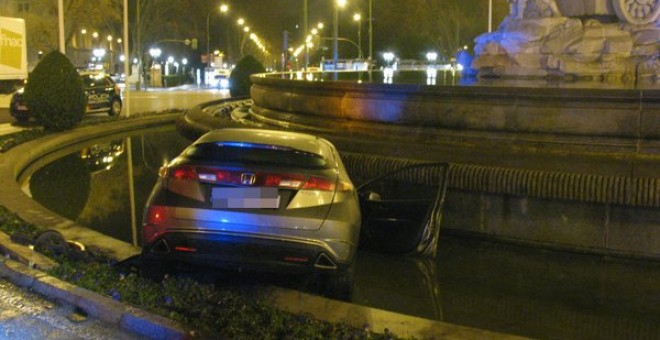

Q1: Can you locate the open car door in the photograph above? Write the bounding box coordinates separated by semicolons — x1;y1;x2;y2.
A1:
357;163;448;257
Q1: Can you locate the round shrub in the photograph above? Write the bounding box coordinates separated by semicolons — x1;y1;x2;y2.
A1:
229;55;265;97
25;51;86;131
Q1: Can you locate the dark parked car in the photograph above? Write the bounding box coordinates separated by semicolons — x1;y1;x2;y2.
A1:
10;72;122;122
141;128;361;291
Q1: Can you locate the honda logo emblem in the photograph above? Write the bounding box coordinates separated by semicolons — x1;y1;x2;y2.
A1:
241;173;256;185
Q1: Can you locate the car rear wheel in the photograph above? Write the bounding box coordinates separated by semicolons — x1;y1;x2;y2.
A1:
13;116;29;123
109;99;122;116
322;263;355;300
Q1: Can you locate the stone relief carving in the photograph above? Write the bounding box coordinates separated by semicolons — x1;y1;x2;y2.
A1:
523;0;562;18
613;0;660;24
474;0;659;79
508;0;660;23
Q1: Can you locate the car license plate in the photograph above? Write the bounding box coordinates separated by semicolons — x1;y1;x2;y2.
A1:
17;105;28;111
211;187;280;209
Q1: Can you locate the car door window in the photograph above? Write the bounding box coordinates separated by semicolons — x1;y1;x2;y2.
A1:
358;163;448;256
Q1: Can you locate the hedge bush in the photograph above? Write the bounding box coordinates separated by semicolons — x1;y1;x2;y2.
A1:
229;55;265;97
25;51;86;131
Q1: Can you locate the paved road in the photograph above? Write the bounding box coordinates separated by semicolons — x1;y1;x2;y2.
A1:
0;85;229;124
0;278;144;339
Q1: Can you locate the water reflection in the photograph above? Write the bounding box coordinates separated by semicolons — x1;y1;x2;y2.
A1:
266;70;660;90
80;140;124;173
28;127;660;339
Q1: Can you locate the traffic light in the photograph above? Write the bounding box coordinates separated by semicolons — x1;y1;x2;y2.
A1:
191;38;198;50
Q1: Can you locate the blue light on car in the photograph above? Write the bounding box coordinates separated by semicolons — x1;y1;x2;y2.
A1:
216;142;289;151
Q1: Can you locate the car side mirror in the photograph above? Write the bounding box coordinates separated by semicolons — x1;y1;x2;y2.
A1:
367;191;381;201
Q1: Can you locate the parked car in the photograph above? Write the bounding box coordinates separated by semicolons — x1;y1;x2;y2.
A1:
141;128;360;291
10;72;122;122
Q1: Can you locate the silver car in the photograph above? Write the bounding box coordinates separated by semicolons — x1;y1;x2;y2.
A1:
141;128;360;287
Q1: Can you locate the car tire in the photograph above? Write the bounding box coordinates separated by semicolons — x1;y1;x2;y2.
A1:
323;263;355;300
138;256;170;282
109;99;122;116
13;116;29;123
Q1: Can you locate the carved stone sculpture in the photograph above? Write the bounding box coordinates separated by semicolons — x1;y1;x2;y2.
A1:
474;0;660;80
613;0;660;24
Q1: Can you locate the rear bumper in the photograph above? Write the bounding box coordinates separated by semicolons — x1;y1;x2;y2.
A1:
142;230;355;274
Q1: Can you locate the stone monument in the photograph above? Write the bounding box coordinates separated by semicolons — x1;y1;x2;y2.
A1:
473;0;659;80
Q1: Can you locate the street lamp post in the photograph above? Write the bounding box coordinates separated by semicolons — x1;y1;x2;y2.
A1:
206;4;229;70
304;0;308;70
353;13;362;59
333;0;347;69
488;0;493;32
368;0;373;64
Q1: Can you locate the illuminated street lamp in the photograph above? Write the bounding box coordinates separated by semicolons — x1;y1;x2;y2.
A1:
206;4;229;70
149;48;161;61
383;51;395;84
80;29;87;49
333;0;347;69
426;52;438;84
353;13;362;59
93;48;106;59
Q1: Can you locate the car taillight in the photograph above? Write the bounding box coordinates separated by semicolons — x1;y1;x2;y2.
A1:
143;205;168;243
196;168;243;185
146;205;168;225
164;165;339;191
302;176;336;191
170;165;197;180
264;174;306;189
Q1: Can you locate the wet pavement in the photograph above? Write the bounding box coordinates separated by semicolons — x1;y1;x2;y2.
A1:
0;278;144;339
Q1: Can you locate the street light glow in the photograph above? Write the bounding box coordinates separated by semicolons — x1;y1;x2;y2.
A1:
149;48;161;58
220;4;228;12
353;13;361;21
337;0;347;8
93;48;106;58
237;18;245;25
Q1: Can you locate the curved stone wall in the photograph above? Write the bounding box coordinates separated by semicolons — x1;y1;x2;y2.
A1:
0;114;180;261
251;74;660;140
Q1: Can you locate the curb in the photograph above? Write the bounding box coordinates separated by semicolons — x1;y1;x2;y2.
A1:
269;288;528;340
0;257;187;339
0;114;181;262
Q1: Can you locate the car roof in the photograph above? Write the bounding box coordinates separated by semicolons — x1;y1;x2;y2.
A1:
79;72;112;79
196;128;335;160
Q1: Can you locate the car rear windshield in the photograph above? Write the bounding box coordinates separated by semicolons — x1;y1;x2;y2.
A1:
184;142;330;169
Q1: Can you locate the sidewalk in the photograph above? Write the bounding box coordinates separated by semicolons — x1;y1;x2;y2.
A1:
0;93;11;109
